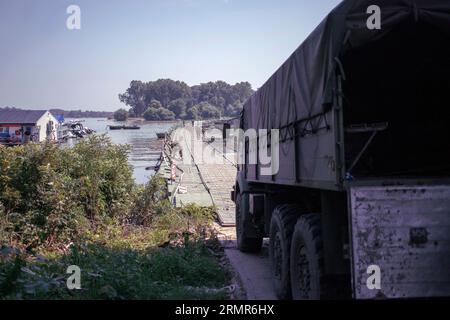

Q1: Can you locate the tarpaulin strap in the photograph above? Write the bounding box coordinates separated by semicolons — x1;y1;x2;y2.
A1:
412;0;419;22
334;57;347;81
342;29;351;46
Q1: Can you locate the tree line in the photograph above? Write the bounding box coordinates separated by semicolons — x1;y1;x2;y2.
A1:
115;79;254;121
0;107;113;119
50;108;113;119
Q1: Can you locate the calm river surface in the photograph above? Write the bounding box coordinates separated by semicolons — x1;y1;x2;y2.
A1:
66;118;175;184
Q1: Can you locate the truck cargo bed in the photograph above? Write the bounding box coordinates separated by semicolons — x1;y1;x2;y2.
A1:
343;21;450;180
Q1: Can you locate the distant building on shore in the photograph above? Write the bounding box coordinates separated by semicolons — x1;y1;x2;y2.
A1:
0;110;59;145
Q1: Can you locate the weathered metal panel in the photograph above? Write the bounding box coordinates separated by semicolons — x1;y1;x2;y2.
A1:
349;185;450;299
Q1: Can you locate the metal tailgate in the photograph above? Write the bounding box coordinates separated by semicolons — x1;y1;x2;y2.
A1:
349;185;450;299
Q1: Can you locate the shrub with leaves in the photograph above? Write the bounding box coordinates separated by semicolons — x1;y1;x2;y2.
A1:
128;174;168;226
0;136;135;249
0;143;83;249
60;135;135;222
0;136;231;300
0;204;230;300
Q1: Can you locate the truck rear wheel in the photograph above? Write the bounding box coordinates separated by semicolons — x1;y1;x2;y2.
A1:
269;205;302;299
236;193;263;253
290;213;323;300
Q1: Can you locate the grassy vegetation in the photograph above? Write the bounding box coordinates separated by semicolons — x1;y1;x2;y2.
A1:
0;136;230;299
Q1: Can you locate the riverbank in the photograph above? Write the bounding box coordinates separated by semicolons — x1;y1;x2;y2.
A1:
0;135;236;299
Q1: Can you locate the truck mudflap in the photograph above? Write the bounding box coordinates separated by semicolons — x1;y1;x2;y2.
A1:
349;185;450;299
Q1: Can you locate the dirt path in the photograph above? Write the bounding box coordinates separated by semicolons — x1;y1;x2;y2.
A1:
224;242;277;299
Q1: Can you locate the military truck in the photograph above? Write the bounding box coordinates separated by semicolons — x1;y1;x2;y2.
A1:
232;0;450;299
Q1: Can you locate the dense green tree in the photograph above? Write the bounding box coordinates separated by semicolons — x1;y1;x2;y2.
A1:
149;99;163;109
119;80;147;117
225;100;243;117
197;102;221;119
127;108;137;118
143;107;175;121
167;99;187;118
185;106;200;120
143;79;191;108
113;108;128;121
143;108;159;121
158;108;176;121
232;82;254;103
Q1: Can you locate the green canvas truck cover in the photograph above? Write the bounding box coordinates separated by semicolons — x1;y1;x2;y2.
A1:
243;0;450;132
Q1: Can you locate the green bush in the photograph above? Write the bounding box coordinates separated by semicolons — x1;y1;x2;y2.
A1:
0;135;135;249
0;143;82;249
0;204;229;300
143;107;176;121
113;109;128;122
61;135;135;221
128;175;168;226
0;136;230;300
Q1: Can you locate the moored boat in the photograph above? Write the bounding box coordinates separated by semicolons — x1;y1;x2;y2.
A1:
109;125;141;130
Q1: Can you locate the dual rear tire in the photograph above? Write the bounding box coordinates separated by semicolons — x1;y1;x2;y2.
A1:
290;213;323;300
269;205;301;299
235;195;324;299
269;205;323;300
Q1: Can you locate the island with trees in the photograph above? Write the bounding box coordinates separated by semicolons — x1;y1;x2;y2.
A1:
115;79;254;121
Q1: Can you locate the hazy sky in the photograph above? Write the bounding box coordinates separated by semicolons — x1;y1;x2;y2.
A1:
0;0;341;111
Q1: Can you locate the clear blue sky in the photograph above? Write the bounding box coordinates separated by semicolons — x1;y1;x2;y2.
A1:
0;0;341;111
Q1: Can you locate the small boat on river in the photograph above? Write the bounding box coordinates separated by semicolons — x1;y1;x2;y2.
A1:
156;132;166;139
59;121;95;141
109;125;141;130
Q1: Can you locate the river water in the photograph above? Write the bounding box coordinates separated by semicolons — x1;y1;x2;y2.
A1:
66;118;175;184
